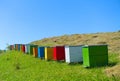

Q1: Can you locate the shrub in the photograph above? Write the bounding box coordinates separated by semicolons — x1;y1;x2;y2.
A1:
118;30;120;32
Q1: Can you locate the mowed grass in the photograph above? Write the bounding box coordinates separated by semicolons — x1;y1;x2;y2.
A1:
0;51;120;81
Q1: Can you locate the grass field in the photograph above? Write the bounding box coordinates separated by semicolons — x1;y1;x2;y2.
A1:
0;51;120;81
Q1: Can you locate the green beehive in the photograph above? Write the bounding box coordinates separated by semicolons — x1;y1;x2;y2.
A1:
82;44;108;67
28;44;38;55
14;44;17;50
19;44;22;51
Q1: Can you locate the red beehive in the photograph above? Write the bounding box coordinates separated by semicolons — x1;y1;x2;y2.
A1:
53;46;65;61
22;45;25;53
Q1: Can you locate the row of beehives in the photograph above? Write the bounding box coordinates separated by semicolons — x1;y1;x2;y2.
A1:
9;44;108;67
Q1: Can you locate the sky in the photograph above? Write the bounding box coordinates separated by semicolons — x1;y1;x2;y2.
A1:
0;0;120;50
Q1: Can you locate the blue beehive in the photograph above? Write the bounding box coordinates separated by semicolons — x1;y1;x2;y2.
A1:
38;47;45;59
18;44;21;51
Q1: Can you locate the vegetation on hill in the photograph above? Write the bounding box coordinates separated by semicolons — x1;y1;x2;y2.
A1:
0;49;6;54
0;31;120;81
0;51;120;81
31;32;120;54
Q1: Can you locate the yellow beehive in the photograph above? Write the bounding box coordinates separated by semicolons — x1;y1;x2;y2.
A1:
45;47;54;60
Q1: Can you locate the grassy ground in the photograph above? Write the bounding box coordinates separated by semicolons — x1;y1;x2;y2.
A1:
0;51;120;81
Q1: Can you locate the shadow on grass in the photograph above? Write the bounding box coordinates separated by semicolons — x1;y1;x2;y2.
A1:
107;62;117;67
67;62;83;66
55;60;65;63
54;60;118;67
83;62;118;69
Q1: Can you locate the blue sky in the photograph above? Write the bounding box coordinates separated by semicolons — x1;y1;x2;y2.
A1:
0;0;120;50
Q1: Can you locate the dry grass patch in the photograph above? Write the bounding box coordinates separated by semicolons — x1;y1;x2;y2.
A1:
105;65;120;77
31;32;120;53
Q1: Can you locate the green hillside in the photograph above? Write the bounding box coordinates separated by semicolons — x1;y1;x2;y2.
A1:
0;50;120;81
31;32;120;54
0;31;120;81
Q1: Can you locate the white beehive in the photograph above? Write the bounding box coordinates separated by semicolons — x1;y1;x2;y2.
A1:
65;45;83;63
25;44;28;54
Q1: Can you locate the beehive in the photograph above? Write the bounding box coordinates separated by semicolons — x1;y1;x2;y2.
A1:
14;44;21;51
21;44;25;53
16;44;18;51
20;44;23;52
82;44;108;67
45;47;54;60
9;45;14;50
28;45;38;55
25;44;29;54
14;44;17;50
53;46;65;61
38;47;45;59
65;45;83;63
17;44;21;51
33;47;38;57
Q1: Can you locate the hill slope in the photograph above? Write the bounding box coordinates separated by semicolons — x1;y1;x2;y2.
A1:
0;51;120;81
31;32;120;54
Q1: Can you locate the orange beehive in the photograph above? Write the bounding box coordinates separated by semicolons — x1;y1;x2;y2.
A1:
33;47;38;57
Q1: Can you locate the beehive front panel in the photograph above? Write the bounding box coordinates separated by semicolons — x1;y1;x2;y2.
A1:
14;44;16;50
45;47;53;60
89;55;108;66
30;45;33;54
40;47;45;58
22;45;25;53
82;46;90;67
10;45;13;50
12;45;14;50
45;47;47;60
27;45;30;54
18;44;20;51
20;45;23;52
48;47;53;60
53;47;57;60
57;46;65;60
38;47;40;58
33;47;38;57
65;46;70;63
35;48;38;57
28;45;32;54
69;46;83;63
25;45;28;53
16;44;18;51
